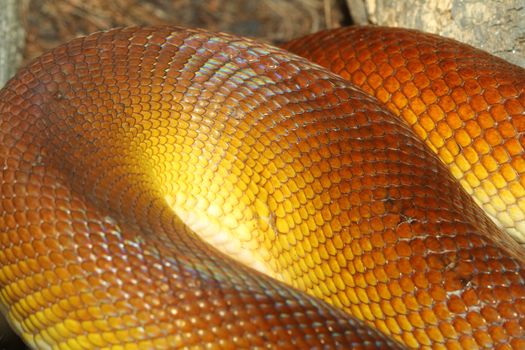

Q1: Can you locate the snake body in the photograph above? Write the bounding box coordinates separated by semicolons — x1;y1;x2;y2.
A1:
0;25;524;349
284;26;525;244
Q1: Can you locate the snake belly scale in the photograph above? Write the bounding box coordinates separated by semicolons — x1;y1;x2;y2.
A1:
0;25;523;349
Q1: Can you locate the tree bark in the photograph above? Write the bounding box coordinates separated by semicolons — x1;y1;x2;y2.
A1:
0;0;25;88
348;0;525;68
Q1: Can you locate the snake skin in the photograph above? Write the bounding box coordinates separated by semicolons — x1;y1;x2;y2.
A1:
284;26;525;245
0;26;524;349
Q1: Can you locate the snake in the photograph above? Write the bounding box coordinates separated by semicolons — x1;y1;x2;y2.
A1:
0;25;523;349
284;26;525;245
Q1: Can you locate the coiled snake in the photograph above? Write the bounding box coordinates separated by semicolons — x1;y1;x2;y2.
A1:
0;25;523;349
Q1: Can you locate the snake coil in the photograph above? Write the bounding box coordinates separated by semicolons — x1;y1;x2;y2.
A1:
0;26;523;349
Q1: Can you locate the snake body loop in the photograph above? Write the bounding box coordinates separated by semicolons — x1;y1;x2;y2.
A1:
0;26;524;349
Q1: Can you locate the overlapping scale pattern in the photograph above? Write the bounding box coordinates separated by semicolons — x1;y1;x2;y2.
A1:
0;26;523;349
284;26;525;244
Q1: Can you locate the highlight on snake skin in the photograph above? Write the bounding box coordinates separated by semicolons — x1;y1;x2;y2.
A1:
0;25;523;349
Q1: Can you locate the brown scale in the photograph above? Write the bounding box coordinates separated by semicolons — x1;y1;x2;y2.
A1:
284;26;525;246
0;25;522;350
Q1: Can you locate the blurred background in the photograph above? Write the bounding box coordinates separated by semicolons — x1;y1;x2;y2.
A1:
20;0;350;64
2;0;525;88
